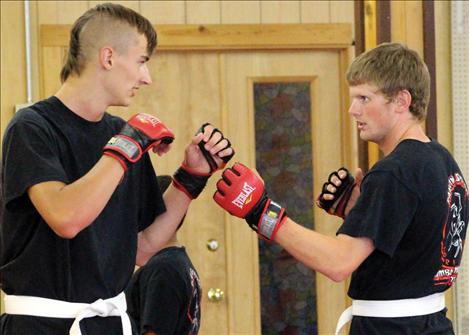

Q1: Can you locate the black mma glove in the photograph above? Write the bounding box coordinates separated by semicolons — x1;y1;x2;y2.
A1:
197;123;235;173
316;167;355;219
173;123;235;199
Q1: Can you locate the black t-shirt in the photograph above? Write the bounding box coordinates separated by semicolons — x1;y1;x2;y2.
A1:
126;246;202;335
0;97;166;335
338;139;468;334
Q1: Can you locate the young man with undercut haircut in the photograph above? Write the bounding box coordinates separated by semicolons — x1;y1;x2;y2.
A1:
213;43;468;334
0;3;233;335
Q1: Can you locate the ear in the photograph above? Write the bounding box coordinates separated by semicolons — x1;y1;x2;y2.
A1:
100;46;114;70
394;89;412;113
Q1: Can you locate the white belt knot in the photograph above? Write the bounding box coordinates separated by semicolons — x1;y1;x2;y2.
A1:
4;292;132;335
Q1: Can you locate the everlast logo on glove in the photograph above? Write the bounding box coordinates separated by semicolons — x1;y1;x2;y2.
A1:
136;113;162;128
232;182;256;209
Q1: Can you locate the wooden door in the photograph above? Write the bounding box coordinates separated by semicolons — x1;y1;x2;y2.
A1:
40;24;354;335
222;50;353;335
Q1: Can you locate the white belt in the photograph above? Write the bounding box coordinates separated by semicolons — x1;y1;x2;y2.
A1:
335;292;445;335
4;292;132;335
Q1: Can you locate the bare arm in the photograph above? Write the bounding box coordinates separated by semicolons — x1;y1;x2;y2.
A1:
136;184;191;266
275;218;374;282
27;156;124;239
136;123;234;266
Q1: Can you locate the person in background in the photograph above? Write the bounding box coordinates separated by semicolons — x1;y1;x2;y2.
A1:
126;175;202;335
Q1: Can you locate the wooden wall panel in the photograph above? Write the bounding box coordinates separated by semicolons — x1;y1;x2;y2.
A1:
186;1;221;24
0;1;27;144
88;1;140;12
261;1;301;23
391;0;424;56
140;0;186;24
434;0;452;151
221;1;261;24
56;1;88;24
301;0;331;23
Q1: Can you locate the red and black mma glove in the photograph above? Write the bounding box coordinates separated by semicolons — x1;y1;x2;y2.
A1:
213;162;287;242
103;113;175;172
316;167;355;219
173;123;235;199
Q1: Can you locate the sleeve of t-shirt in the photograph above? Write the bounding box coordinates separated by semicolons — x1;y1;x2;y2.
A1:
337;170;419;257
140;267;185;335
2;113;68;212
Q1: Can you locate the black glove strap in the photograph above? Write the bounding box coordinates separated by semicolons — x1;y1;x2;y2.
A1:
245;192;268;232
173;166;209;199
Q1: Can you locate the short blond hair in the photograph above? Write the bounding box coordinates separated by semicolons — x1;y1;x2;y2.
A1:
347;43;430;120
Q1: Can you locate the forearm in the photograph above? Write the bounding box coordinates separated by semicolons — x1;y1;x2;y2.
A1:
136;184;191;265
28;155;124;238
275;218;374;282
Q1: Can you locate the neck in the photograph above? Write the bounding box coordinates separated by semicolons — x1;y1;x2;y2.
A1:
55;76;108;122
163;235;182;249
381;121;429;156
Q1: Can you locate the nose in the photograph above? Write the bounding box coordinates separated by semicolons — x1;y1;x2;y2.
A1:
348;100;360;117
141;64;152;85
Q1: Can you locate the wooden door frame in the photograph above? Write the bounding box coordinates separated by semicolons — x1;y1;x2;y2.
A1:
40;23;354;335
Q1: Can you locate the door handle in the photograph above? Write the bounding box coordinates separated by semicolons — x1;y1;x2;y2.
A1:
207;288;224;302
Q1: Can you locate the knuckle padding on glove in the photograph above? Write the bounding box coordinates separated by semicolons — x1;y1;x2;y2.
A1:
318;168;354;212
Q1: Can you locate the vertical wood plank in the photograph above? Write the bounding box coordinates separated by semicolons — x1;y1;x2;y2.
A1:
37;1;59;98
57;1;88;24
88;1;140;12
260;0;300;23
391;0;407;42
186;0;221;24
221;1;260;24
434;0;452;150
331;0;355;25
404;0;424;55
391;0;425;56
140;0;185;24
37;1;58;25
0;1;27;146
300;0;330;23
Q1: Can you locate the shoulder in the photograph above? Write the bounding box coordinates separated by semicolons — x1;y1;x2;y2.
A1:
102;112;126;128
367;139;454;192
5;100;56;136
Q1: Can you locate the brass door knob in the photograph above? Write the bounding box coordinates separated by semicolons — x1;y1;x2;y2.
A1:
206;239;219;251
207;288;224;302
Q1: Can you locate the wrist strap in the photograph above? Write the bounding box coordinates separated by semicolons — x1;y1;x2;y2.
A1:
173;165;209;199
258;200;286;241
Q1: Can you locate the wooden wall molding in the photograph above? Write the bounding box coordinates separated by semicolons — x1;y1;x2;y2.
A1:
41;23;353;50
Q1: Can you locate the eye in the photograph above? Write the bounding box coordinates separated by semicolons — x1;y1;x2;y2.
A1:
359;95;370;103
